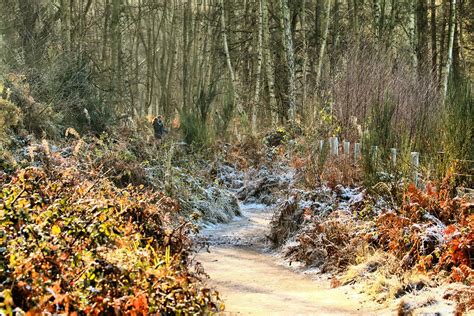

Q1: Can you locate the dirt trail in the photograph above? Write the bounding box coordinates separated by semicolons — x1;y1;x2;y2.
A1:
196;204;386;315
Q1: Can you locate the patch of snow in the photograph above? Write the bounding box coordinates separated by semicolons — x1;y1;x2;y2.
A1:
240;203;268;210
348;191;364;204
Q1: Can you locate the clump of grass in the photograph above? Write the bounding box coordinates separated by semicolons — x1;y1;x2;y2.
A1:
342;251;432;304
361;100;396;186
441;78;474;188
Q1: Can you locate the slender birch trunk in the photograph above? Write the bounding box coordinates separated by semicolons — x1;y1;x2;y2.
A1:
252;0;264;134
353;0;359;39
262;0;278;126
111;0;122;111
408;0;417;72
373;0;381;39
220;0;244;115
280;0;297;121
301;0;308;117
441;0;456;102
313;0;323;76
430;0;437;77
386;0;398;50
182;0;191;112
316;0;331;86
331;0;340;74
439;0;448;82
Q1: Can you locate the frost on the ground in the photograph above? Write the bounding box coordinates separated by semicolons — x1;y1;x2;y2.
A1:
217;162;294;205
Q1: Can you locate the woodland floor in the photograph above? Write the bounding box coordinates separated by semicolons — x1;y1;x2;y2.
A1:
196;204;386;315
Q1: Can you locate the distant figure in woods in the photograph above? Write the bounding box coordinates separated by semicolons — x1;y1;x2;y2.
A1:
152;115;168;140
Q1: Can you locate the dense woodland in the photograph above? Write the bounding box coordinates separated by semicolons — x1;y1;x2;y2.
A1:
0;0;473;314
0;0;473;146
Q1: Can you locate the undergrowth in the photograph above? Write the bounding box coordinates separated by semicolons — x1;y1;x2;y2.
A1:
0;166;222;314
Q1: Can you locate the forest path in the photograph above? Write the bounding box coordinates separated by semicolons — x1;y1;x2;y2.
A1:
196;204;385;315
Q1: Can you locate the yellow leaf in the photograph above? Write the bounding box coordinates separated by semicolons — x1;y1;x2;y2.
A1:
52;224;61;236
9;254;15;266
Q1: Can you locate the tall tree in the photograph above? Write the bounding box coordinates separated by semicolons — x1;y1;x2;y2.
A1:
252;0;264;134
280;0;297;121
316;0;331;85
440;0;456;101
301;0;309;114
430;0;438;76
262;0;278;126
110;0;122;111
408;0;418;71
220;0;244;115
416;0;430;76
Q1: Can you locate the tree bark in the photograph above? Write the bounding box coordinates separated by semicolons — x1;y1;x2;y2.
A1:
408;0;417;72
280;0;297;122
60;0;71;52
438;0;448;83
416;0;429;76
301;0;308;117
220;0;244;115
111;0;122;111
252;0;264;134
262;0;278;126
373;0;381;39
440;0;456;102
316;0;331;86
430;0;437;77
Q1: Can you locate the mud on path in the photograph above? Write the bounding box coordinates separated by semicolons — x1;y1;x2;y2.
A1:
196;204;386;315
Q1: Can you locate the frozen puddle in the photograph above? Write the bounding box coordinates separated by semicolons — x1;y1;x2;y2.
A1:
196;204;384;315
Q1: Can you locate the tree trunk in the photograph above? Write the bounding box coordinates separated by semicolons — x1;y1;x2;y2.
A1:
262;0;278;126
331;0;340;73
386;0;398;49
280;0;297;122
60;0;71;52
312;0;323;76
416;0;429;76
252;0;264;134
353;0;359;39
301;0;308;117
18;1;40;68
111;0;122;111
440;0;456;102
373;0;381;39
220;0;244;115
430;0;437;77
408;0;417;72
182;0;192;112
438;0;448;83
316;0;331;86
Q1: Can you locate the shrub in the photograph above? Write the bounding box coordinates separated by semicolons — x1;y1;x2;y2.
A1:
0;166;222;314
3;74;62;138
0;97;21;144
179;110;211;148
0;97;22;167
46;55;113;134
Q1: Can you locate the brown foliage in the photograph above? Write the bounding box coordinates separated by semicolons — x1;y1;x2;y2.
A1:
0;165;221;314
285;212;367;272
374;182;473;283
